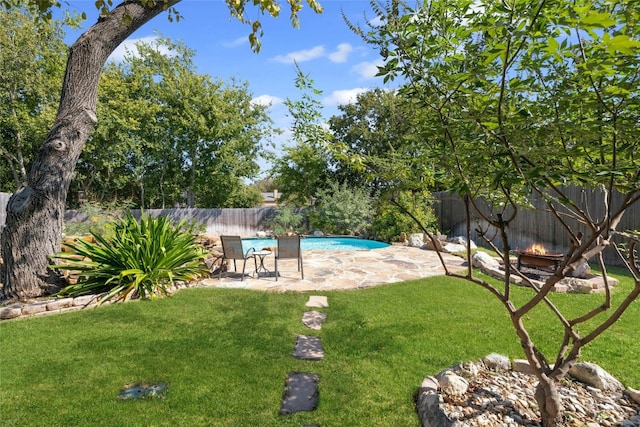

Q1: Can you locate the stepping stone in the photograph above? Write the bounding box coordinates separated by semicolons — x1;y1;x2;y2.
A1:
302;311;327;330
118;383;168;400
293;335;324;360
280;372;319;415
305;295;328;308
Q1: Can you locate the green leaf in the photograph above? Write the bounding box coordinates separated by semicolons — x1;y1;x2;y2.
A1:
579;11;616;28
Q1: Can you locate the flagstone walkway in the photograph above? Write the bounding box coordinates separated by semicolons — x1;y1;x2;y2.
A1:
199;245;468;292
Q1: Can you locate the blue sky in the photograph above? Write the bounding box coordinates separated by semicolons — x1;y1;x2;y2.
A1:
59;1;391;176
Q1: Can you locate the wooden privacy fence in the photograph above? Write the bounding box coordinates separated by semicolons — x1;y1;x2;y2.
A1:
64;207;278;237
433;187;640;267
0;195;277;236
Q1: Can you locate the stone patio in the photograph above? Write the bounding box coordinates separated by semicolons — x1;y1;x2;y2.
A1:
199;245;468;292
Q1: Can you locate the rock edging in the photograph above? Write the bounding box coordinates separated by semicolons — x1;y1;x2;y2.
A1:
417;353;640;427
0;283;192;321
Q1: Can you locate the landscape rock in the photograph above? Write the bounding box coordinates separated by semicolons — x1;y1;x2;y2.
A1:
512;359;537;375
569;362;624;392
563;278;598;293
21;302;48;316
448;236;477;249
627;387;640;405
0;305;22;320
195;234;220;250
472;251;500;269
449;360;483;378
482;353;511;371
442;243;466;254
416;392;461;427
46;298;74;311
420;376;439;392
571;262;591;278
72;295;99;307
408;233;425;248
424;237;444;251
436;371;469;396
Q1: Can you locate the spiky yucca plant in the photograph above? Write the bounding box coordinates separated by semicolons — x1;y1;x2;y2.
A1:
53;212;208;304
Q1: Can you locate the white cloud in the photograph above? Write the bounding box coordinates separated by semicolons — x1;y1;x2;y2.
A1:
108;36;172;63
352;60;384;79
323;88;369;106
369;16;385;27
328;43;353;63
272;46;326;64
223;36;249;48
251;94;284;107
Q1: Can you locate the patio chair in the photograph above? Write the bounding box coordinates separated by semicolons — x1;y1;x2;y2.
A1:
219;235;256;281
275;235;304;281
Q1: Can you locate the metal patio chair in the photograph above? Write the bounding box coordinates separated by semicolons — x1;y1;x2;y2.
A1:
275;235;304;281
219;235;256;281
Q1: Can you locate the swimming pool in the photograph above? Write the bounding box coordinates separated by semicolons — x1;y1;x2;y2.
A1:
242;236;390;251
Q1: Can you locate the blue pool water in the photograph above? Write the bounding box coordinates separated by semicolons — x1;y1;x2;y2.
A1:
242;236;390;251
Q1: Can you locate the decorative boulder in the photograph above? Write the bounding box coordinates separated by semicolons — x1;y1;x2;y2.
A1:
449;236;477;249
569;362;624;392
408;233;425;248
472;251;500;269
482;353;511;372
313;230;324;237
424;238;444;251
512;359;537;375
571;262;591;278
420;376;439;392
449;360;483;378
442;243;466;253
626;387;640;405
436;371;469;396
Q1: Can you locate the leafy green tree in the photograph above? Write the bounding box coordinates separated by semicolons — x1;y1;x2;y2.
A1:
224;180;265;208
329;88;435;191
252;177;277;193
328;89;440;241
356;0;640;424
270;64;334;206
0;9;71;191
372;190;438;242
1;0;323;301
267;205;305;234
74;38;273;209
310;181;374;235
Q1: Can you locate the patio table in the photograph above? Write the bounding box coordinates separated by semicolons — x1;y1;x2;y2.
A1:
252;250;272;278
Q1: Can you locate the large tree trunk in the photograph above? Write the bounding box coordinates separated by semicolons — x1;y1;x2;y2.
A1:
0;0;181;301
535;374;564;427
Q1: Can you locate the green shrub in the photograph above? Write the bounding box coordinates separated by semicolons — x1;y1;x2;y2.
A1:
53;211;208;303
372;191;438;241
310;182;374;235
267;205;306;234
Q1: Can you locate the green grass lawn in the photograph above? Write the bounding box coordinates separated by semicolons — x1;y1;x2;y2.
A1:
1;272;638;426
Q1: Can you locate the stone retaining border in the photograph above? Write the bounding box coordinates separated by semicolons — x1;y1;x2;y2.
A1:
0;283;193;321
